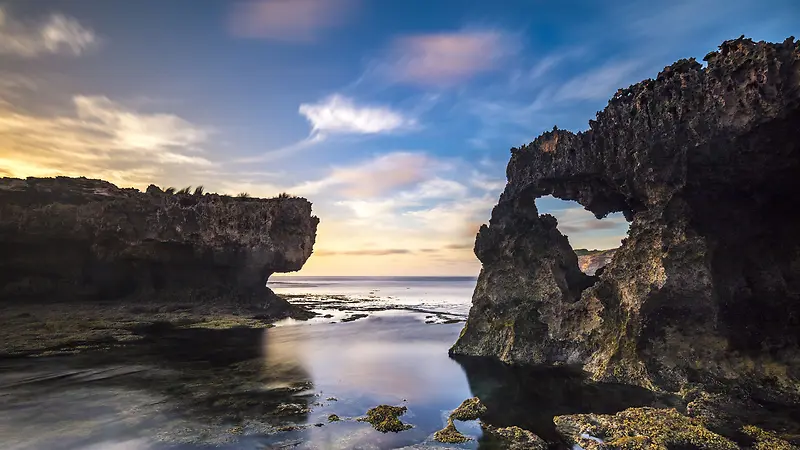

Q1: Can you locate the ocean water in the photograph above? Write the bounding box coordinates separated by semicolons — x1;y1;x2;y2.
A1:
0;276;658;450
269;276;478;318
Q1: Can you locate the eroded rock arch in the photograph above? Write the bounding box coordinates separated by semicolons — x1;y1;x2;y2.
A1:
452;37;800;393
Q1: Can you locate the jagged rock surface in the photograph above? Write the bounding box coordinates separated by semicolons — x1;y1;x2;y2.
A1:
451;37;800;395
0;177;318;313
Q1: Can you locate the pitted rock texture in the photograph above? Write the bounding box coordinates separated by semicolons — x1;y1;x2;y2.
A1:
0;177;318;312
451;37;800;393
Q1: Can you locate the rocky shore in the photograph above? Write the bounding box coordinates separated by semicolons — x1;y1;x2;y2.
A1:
0;176;319;356
452;36;800;448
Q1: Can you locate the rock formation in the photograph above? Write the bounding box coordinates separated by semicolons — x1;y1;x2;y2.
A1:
451;37;800;398
576;248;617;275
0;177;318;314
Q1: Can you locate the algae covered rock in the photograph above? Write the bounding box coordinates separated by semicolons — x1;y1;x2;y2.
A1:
359;405;412;433
450;397;487;421
481;424;547;449
327;414;340;422
741;425;798;450
554;407;738;449
433;418;470;444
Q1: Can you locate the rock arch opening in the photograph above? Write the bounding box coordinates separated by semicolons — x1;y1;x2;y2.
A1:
535;195;630;276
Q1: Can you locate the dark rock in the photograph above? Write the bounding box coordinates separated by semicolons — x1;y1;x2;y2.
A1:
451;37;800;397
0;176;318;317
341;313;368;323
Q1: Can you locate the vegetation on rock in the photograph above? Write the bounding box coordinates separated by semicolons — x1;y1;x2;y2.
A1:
433;418;470;444
554;407;738;450
358;405;412;433
450;397;487;421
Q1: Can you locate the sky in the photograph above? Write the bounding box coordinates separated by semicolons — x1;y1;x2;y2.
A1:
0;0;798;276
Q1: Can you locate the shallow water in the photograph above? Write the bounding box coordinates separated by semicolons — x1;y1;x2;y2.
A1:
269;276;477;317
1;278;658;449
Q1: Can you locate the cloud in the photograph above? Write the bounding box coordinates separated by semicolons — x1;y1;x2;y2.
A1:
228;0;355;43
555;60;641;101
74;96;208;151
299;94;414;136
292;152;436;198
558;219;622;234
379;30;519;86
0;95;212;188
0;7;97;57
314;248;411;256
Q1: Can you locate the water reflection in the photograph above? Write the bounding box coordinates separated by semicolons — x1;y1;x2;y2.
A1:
1;313;667;449
452;355;662;445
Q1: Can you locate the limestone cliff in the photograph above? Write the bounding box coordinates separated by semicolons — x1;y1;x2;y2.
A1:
0;177;318;315
451;37;800;395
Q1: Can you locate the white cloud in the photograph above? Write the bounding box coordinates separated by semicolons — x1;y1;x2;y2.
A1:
379;29;520;86
74;96;208;151
0;95;213;188
228;0;355;43
555;60;641;101
0;7;97;57
298;94;414;135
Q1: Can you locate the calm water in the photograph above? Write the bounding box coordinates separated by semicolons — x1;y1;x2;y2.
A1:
0;277;656;449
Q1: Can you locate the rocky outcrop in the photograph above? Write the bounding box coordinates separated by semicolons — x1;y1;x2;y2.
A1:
0;177;318;313
451;37;800;397
576;248;617;275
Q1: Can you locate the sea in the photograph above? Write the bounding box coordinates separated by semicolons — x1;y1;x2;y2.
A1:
0;276;655;449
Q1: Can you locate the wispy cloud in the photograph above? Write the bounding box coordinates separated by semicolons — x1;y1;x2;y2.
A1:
299;94;415;136
228;0;356;43
0;7;97;57
377;29;520;86
0;96;212;188
555;60;641;101
315;248;411;256
291;152;435;198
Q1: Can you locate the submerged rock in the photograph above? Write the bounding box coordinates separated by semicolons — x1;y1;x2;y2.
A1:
554;407;738;449
481;424;547;450
451;37;800;396
450;397;487;421
359;405;412;433
0;177;318;316
433;418;470;444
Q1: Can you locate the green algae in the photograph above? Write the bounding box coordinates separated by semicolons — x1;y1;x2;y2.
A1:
482;424;548;450
741;425;798;450
450;396;487;421
554;407;738;450
433;418;470;444
358;405;412;433
328;414;341;422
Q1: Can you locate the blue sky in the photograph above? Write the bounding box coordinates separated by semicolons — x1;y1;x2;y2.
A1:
1;0;798;275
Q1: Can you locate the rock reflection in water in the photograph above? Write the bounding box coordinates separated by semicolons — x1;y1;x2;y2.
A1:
0;323;315;449
452;354;662;445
